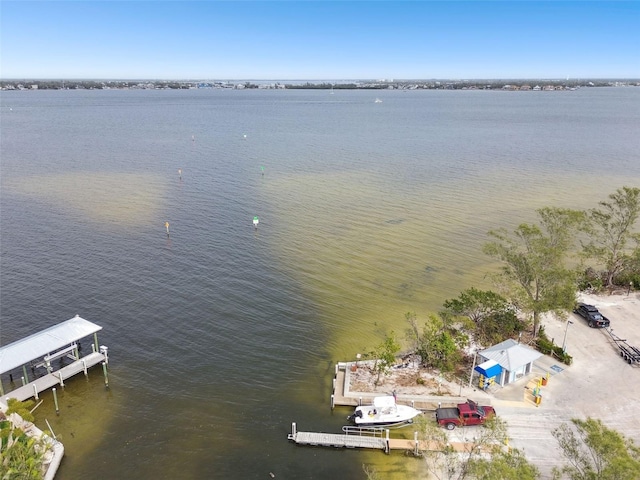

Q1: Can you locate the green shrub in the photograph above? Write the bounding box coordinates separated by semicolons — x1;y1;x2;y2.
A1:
0;419;45;480
577;268;605;292
535;328;572;365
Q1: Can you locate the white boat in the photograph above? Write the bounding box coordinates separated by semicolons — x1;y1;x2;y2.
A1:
347;395;421;427
374;98;382;103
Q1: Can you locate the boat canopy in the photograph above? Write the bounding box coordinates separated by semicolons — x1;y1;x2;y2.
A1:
475;359;502;378
0;315;102;375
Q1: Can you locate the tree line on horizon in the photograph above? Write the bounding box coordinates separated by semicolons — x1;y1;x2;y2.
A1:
3;78;638;91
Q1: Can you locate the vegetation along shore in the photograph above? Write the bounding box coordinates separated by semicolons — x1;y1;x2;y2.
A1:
355;186;640;479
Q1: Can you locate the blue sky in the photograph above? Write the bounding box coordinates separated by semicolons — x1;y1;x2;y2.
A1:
1;1;638;80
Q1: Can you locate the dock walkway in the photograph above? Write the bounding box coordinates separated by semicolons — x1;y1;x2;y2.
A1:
2;351;106;403
289;431;389;452
287;423;476;454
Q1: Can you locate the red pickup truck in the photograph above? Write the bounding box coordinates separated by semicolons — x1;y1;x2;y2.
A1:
435;400;496;430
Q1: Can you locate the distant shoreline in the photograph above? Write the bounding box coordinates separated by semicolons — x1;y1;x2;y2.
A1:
2;78;639;92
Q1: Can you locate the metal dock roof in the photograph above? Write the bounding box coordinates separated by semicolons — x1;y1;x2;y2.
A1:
0;315;102;375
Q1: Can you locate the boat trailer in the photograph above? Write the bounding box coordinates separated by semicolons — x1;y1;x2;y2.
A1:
605;328;640;365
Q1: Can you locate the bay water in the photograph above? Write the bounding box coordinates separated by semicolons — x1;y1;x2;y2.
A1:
1;87;639;479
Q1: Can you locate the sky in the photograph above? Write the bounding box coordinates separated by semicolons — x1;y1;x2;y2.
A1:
1;1;638;80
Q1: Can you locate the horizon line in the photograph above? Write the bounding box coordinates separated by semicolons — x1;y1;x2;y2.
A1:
3;77;640;82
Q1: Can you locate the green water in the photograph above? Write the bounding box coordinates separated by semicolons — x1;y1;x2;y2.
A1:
1;87;638;479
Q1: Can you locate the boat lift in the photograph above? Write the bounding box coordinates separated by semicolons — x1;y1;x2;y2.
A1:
0;315;108;400
605;328;640;365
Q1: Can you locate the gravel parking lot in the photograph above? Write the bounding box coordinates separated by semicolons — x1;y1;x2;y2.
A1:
487;291;640;478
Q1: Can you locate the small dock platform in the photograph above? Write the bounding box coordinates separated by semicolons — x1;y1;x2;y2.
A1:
330;361;467;411
289;431;389;451
288;423;390;452
287;423;476;455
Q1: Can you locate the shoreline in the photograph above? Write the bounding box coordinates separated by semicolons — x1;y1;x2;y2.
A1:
333;290;640;477
0;401;64;480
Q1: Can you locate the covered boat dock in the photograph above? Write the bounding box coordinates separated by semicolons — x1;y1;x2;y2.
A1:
0;315;108;402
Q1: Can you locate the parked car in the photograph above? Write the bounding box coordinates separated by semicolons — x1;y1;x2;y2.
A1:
435;400;496;430
573;303;610;328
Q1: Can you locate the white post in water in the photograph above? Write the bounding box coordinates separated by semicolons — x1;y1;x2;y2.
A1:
102;362;109;388
52;388;59;415
291;422;297;436
33;384;39;400
82;359;88;377
58;371;64;388
330;394;335;410
385;429;390;454
45;419;57;441
100;345;109;365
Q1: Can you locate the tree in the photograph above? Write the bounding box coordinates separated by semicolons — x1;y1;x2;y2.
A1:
406;313;464;372
366;331;401;386
5;398;35;423
416;414;538;480
619;234;640;287
552;417;640;480
581;186;640;287
442;288;525;346
483;207;582;336
443;288;511;324
467;447;539;480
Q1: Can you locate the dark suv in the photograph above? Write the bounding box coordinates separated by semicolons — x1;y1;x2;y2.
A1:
573;303;610;328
